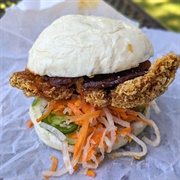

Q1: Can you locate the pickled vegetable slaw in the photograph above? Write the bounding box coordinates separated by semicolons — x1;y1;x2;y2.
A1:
31;98;160;178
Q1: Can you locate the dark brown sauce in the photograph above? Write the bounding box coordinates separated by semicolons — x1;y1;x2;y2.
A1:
83;60;151;89
44;76;78;88
83;71;146;89
24;60;150;91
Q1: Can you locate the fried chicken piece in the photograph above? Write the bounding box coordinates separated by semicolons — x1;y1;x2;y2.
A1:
10;70;74;101
84;89;110;107
85;53;179;107
10;53;179;109
111;52;180;108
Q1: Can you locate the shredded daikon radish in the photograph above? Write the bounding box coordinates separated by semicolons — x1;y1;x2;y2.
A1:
104;136;112;149
110;130;116;145
90;139;96;144
103;108;114;126
91;154;99;168
137;112;161;147
63;107;72;115
142;120;161;147
98;117;111;151
42;167;68;177
67;145;74;153
82;162;88;169
102;108;117;152
113;115;130;128
40;99;48;113
104;129;116;153
99;114;116;130
82;154;98;169
99;115;115;152
82;162;92;169
98;129;106;162
98;129;106;149
82;132;94;162
89;118;93;123
145;106;150;119
43;150;80;178
82;168;88;175
151;100;161;114
39;122;66;141
90;119;98;127
71;147;82;167
137;112;150;121
99;147;105;162
98;115;109;127
108;133;147;159
94;127;104;134
62;141;74;174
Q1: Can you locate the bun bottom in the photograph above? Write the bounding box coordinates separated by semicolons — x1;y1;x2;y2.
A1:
30;106;64;151
30;105;149;152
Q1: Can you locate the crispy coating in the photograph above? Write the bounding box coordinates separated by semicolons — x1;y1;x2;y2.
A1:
10;71;74;101
84;53;179;108
84;89;110;107
10;53;179;108
111;52;179;108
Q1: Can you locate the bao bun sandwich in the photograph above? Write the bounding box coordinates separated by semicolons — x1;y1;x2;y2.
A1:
10;15;180;177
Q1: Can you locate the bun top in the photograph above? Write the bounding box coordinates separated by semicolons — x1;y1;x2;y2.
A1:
27;15;154;77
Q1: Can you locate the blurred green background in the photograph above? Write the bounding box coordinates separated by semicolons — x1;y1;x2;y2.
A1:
0;0;179;32
0;0;19;10
132;0;180;32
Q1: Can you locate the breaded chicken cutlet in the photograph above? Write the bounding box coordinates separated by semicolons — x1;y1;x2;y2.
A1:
10;53;179;109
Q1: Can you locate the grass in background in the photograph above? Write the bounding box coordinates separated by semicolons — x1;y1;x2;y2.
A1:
0;0;20;17
0;0;18;9
133;0;180;32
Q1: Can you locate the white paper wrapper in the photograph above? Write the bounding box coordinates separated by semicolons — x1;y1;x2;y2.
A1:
0;0;180;179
